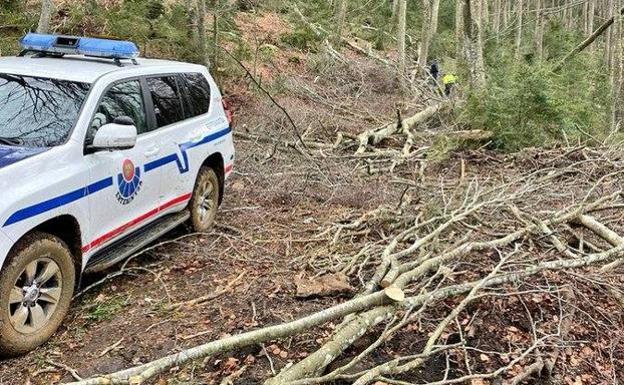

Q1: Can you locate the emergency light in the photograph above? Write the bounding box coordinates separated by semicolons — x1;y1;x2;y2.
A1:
19;33;139;61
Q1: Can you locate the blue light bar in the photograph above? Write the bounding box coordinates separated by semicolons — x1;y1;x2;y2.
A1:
20;33;139;60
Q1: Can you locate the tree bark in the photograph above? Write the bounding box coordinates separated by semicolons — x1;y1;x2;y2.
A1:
502;0;510;29
211;0;219;74
397;0;408;87
464;0;487;90
585;0;596;53
606;0;615;69
514;0;525;60
391;0;399;24
265;307;394;384
456;0;465;60
611;1;623;131
534;0;544;60
36;0;54;34
418;0;432;69
492;0;501;39
481;0;489;30
187;0;198;40
334;0;348;46
197;0;210;68
431;0;441;34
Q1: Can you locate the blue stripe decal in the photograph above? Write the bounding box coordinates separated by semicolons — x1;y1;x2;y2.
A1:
3;126;231;227
3;177;113;226
144;154;178;173
144;127;231;174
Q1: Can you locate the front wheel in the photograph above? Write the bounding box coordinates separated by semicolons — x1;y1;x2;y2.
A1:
0;232;75;356
189;167;221;232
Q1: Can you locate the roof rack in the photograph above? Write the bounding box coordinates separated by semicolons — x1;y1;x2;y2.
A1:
19;33;140;66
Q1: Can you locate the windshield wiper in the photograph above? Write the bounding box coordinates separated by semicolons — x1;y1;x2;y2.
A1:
0;137;22;146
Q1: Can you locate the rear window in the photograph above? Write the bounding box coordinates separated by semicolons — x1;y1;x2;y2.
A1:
147;76;184;128
180;73;211;118
0;74;89;147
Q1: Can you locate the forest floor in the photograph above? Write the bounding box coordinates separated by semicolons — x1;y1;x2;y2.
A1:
3;10;624;385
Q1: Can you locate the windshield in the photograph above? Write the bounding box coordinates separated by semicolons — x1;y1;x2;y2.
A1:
0;74;90;147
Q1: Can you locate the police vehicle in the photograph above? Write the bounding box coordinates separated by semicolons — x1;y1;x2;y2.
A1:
0;34;234;355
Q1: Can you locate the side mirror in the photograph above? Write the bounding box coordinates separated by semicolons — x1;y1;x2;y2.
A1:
90;117;137;151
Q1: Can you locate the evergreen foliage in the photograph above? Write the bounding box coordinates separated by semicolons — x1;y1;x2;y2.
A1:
0;0;619;151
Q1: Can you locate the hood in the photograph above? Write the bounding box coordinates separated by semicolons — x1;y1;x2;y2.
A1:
0;146;49;169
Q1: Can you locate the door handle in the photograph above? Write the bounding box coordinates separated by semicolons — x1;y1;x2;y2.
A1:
190;133;204;142
144;148;160;158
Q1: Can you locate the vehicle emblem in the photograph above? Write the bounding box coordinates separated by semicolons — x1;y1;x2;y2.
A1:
116;159;142;205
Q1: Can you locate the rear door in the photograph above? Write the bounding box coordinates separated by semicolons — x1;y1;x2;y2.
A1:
156;72;224;213
142;75;195;213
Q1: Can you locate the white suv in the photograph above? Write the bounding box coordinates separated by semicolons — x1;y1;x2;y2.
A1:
0;34;234;355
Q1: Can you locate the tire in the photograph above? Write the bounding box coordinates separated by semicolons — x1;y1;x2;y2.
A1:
0;232;75;357
189;167;221;232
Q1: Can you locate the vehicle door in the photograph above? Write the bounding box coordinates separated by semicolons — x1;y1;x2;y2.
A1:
153;73;223;212
83;79;163;253
142;74;198;214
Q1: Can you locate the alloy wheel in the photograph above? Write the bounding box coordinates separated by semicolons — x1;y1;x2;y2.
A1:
197;177;217;224
8;258;62;334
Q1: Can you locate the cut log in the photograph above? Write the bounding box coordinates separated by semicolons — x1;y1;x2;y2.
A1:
383;286;405;302
355;103;447;154
578;214;624;247
65;291;389;385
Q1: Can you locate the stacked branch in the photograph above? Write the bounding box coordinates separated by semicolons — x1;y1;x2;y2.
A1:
67;152;624;385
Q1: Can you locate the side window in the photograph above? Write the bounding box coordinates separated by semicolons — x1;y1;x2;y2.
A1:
181;73;211;118
147;76;184;128
89;80;147;142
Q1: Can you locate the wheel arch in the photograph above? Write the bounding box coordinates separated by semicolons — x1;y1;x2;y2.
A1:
200;152;225;204
18;215;83;285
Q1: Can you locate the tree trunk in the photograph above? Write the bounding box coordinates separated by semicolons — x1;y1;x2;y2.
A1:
187;1;198;40
612;1;623;131
391;0;399;24
464;0;487;90
492;0;501;40
588;0;596;52
334;0;348;46
211;0;219;75
397;0;408;87
534;0;544;60
418;0;432;69
481;0;489;30
197;0;210;68
569;0;577;29
502;0;510;29
583;0;590;34
514;0;525;60
431;0;441;34
456;0;465;60
36;0;54;34
607;0;615;69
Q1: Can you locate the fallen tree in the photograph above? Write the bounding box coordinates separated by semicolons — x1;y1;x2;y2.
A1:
66;151;624;385
352;103;448;154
